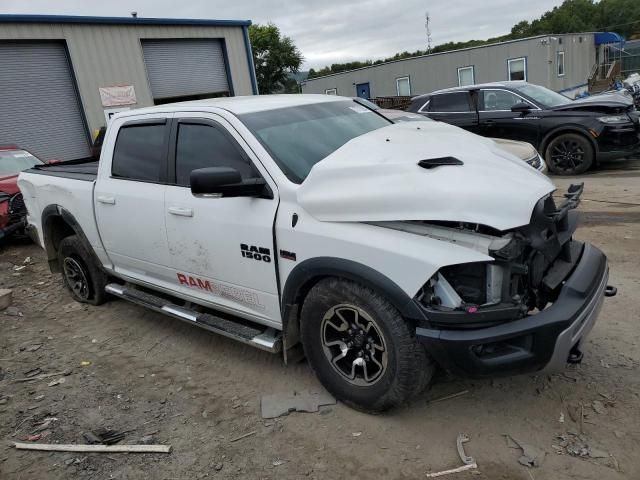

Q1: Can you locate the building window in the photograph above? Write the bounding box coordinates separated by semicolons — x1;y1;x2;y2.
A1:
508;57;527;81
325;88;337;95
457;66;475;86
396;76;411;96
557;51;565;77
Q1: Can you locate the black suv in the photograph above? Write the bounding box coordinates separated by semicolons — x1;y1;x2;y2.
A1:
408;81;640;175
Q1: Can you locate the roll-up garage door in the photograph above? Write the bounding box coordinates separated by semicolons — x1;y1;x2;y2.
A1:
0;42;90;161
142;39;231;101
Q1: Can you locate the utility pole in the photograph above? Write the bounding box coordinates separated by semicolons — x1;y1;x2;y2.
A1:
425;12;432;54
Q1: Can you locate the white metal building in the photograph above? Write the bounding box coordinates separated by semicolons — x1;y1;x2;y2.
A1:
302;34;601;101
0;14;258;161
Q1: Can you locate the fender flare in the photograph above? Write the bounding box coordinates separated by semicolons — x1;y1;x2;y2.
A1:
281;256;427;326
41;205;102;273
539;126;598;164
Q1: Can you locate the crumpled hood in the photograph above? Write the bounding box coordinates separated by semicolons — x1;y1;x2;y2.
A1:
552;92;633;111
297;122;555;231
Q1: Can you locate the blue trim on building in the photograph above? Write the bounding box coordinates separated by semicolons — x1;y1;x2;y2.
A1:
594;32;624;46
242;26;259;95
0;14;251;27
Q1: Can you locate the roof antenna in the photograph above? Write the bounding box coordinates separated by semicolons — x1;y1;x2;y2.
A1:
425;11;432;54
131;11;138;18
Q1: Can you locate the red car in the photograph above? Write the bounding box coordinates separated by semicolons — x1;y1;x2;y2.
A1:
0;146;44;240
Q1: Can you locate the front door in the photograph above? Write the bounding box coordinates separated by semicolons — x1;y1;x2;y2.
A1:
164;114;280;325
478;89;541;146
356;82;371;99
94;116;174;286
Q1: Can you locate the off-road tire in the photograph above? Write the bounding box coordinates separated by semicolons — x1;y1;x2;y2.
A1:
545;133;594;175
58;235;107;306
300;278;435;412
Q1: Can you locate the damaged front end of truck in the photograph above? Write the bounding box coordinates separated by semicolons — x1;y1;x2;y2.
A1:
408;184;616;376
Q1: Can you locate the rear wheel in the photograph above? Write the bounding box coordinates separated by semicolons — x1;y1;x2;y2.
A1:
58;235;107;305
545;133;594;175
300;278;434;412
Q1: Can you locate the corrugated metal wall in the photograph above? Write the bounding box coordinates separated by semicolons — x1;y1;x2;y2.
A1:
0;42;91;160
303;34;596;98
0;22;254;137
141;39;230;99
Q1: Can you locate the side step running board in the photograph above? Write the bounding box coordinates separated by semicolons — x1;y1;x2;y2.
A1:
105;283;282;353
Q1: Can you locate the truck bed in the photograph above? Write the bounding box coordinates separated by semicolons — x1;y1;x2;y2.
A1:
26;158;98;182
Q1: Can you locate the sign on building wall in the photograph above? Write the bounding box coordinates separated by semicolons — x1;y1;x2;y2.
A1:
99;85;137;107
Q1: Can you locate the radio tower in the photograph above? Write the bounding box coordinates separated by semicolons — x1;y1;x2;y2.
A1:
425;12;432;54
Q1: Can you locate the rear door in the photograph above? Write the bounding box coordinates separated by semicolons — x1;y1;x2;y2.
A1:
163;114;280;325
478;89;541;145
94;115;174;286
423;91;479;132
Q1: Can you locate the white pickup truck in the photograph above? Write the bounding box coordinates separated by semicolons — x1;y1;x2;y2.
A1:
19;95;616;412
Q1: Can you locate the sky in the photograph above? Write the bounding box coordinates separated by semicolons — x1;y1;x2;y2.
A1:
0;0;565;69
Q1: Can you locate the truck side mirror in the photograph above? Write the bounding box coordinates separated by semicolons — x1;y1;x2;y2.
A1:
190;167;268;198
511;102;532;113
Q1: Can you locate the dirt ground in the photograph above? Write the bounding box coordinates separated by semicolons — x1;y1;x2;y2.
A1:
1;158;639;480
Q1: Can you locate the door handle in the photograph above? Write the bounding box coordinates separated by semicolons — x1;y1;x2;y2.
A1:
168;206;194;217
484;120;495;125
97;196;116;205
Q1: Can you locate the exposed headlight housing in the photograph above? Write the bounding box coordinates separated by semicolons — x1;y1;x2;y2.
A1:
597;115;630;124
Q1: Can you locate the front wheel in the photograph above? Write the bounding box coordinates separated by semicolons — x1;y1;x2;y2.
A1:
545;133;594;175
300;278;434;412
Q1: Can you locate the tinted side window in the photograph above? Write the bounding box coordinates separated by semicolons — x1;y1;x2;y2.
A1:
175;123;258;186
429;93;471;112
112;124;166;182
481;90;530;111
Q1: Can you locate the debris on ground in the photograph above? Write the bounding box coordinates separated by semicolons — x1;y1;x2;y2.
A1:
229;430;257;443
25;344;42;353
272;459;286;467
427;390;469;404
13;442;172;453
4;306;21;317
555;432;612;462
83;428;126;445
13;370;71;383
260;390;336;419
47;377;66;387
32;417;58;433
0;288;12;310
24;367;42;378
426;433;478;478
504;434;546;468
592;400;607;415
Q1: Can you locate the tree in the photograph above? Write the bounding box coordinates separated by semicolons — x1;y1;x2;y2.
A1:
249;23;303;94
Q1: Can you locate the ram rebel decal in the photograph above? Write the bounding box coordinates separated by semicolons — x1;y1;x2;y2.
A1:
240;244;271;263
176;273;265;310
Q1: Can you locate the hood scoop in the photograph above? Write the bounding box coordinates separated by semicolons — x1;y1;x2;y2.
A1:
418;157;464;169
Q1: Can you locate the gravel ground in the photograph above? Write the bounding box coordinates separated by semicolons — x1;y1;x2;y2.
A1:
1;158;639;479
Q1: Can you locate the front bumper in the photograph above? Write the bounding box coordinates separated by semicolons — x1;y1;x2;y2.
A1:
595;124;640;160
416;243;612;377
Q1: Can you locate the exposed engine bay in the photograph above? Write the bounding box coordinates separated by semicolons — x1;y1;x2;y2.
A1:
374;184;585;329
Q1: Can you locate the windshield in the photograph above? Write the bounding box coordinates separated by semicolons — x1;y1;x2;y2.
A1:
0;149;43;176
512;84;572;108
239;100;391;183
